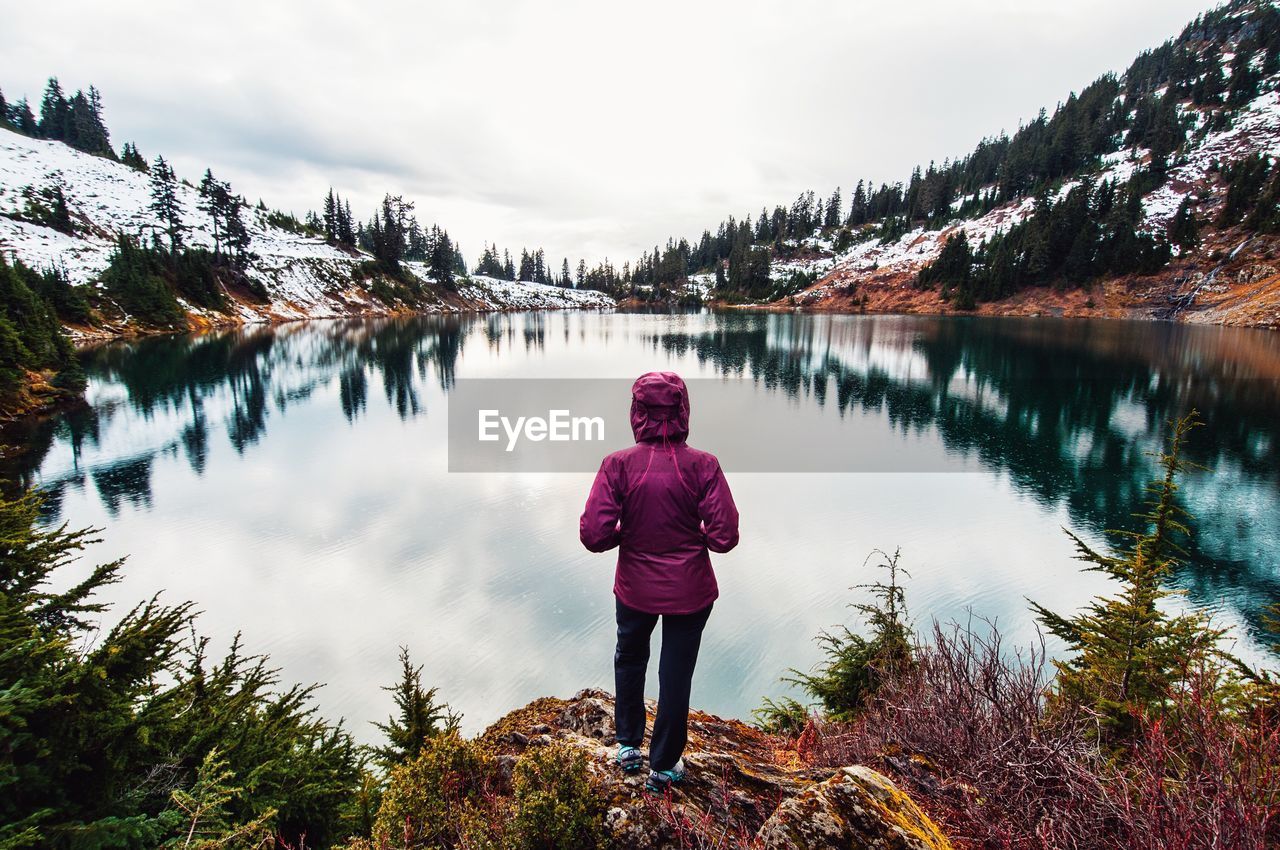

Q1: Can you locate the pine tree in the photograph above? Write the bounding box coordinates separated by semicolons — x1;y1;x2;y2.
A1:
427;225;455;289
223;192;252;269
323;189;338;242
1169;197;1200;249
786;548;915;721
338;198;356;247
47;184;73;235
0;486;364;848
149;156;185;251
561;258;572;288
371;647;458;770
66;86;112;156
370;195;411;272
198;169;228;255
824;187;842;228
10;97;38;135
1032;412;1230;743
120;142;149;171
37;77;68;141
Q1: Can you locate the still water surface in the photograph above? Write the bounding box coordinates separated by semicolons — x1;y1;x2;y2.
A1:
8;311;1280;740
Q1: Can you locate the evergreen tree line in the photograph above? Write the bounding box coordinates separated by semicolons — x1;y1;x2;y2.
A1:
99;235;243;326
315;188;357;248
473;244;576;287
916;174;1175;308
0;488;366;849
69;155;269;328
0;76;148;167
0;255;87;408
917;147;1280;310
1215;151;1280;232
197;168;252;267
350;194;464;287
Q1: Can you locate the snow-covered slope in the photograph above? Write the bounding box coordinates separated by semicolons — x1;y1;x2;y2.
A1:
0;128;613;329
779;86;1280;316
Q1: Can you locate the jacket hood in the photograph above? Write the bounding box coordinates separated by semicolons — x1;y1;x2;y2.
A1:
630;371;689;444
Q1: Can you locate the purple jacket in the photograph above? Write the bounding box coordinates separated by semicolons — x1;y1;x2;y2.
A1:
579;372;739;614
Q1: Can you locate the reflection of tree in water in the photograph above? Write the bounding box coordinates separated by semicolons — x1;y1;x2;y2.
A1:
6;315;469;515
648;313;1280;639
91;457;153;515
339;367;367;421
481;312;548;356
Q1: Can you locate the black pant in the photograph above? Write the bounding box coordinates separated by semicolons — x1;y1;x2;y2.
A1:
613;597;713;772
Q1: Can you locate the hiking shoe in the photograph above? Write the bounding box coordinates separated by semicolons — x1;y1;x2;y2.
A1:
616;744;644;773
645;758;686;793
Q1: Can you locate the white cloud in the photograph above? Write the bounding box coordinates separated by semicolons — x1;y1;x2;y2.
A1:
2;0;1213;267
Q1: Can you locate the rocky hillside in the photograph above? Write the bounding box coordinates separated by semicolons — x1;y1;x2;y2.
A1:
476;688;952;850
0;127;613;337
778;94;1280;327
761;4;1280;328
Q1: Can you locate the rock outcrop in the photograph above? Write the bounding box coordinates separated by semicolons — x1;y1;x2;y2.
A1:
478;688;952;850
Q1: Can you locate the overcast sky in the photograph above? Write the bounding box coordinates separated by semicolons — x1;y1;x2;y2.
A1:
3;0;1215;268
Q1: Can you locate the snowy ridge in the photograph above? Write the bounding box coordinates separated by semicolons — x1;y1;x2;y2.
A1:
779;84;1280;307
452;273;613;309
0;127;613;327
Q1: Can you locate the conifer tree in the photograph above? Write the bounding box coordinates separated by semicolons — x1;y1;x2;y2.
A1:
427;225;455;289
0;486;364;848
824;187;842;228
1169;197;1200;249
10;97;37;135
37;77;68;141
66;86;112;156
149;155;185;251
371;647;459;770
323;189;338;242
199;169;228;255
46;183;73;235
786;548;915;721
223;193;252;269
120;142;149;171
1032;412;1230;743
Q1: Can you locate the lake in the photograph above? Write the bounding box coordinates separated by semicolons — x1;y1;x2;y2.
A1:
6;311;1279;741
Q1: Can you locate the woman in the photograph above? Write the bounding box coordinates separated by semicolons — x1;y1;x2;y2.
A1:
580;371;740;793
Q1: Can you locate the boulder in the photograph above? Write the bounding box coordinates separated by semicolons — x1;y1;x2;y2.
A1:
757;765;952;849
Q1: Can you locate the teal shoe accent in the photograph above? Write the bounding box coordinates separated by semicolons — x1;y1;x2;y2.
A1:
644;758;686;793
616;744;644;773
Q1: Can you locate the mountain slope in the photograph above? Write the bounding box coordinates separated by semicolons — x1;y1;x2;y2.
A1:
783;87;1280;327
761;1;1280;327
0;128;612;337
596;0;1280;328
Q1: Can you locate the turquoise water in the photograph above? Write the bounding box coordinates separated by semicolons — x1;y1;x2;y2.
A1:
8;311;1279;740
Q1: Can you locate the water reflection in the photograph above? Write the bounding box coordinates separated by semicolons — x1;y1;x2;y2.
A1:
645;314;1280;632
3;311;1277;736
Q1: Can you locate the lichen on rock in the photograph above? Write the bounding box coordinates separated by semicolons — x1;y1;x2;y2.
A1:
467;688;952;850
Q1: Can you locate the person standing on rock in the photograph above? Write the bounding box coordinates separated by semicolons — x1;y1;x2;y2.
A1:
579;371;740;793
